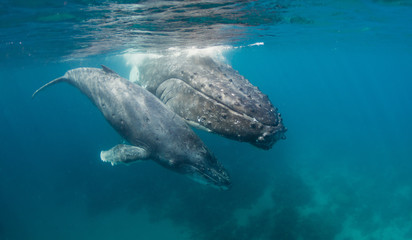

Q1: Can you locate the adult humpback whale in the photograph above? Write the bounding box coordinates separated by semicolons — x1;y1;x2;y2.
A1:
132;54;286;150
32;66;231;190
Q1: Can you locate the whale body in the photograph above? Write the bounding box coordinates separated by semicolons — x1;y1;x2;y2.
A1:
132;54;286;150
32;66;231;190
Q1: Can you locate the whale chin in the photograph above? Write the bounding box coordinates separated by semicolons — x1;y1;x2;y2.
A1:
187;173;231;191
251;126;287;150
180;163;231;191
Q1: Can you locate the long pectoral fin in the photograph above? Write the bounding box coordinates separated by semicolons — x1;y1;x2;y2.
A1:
100;144;150;166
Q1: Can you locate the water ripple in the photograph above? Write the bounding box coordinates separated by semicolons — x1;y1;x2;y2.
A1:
1;0;285;61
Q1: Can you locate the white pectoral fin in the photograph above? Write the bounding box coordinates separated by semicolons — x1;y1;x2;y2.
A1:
100;144;150;166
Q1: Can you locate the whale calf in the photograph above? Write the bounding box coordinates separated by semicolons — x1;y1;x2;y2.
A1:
32;66;231;190
132;54;286;150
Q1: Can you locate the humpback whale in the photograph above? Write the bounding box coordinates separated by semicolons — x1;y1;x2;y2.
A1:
32;66;231;190
132;54;286;150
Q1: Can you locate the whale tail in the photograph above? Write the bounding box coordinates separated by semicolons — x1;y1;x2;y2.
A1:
32;77;68;99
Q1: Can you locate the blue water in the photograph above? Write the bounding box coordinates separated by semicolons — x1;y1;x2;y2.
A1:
1;1;412;239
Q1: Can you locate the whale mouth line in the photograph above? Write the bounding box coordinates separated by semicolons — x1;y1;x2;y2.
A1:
189;165;230;189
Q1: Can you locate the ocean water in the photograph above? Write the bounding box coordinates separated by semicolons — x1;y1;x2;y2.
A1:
1;0;412;239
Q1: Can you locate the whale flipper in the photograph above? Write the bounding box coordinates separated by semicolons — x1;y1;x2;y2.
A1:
100;144;150;166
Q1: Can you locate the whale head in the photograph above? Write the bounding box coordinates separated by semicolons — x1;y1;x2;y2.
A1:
184;157;231;190
161;151;231;190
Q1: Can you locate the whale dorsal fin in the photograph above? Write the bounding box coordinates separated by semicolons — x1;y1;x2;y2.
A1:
101;65;118;75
